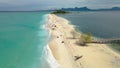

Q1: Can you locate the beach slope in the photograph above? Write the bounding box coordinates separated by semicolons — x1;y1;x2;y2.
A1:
47;14;120;68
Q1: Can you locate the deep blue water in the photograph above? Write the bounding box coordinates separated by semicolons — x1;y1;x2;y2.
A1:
58;11;120;52
58;11;120;39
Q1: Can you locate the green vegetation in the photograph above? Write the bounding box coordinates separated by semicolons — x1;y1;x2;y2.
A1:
81;33;93;43
76;33;93;46
109;44;120;52
71;29;93;46
51;10;69;14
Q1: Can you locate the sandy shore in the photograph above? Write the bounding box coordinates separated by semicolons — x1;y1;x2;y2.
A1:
46;14;120;68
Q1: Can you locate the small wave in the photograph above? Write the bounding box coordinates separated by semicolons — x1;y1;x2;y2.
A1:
40;45;61;68
37;14;49;30
40;14;61;68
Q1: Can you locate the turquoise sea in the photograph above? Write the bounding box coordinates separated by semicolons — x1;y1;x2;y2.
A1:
0;12;59;68
1;11;120;68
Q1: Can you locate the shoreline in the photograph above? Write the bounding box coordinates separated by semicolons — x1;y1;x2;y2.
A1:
46;14;120;68
41;14;60;68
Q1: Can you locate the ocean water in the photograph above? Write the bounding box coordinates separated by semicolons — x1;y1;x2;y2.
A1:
58;11;120;39
0;12;59;68
58;11;120;52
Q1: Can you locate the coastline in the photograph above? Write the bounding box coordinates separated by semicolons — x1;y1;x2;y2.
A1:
46;14;120;68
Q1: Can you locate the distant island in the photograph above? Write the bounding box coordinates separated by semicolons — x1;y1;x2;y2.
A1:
53;7;120;11
51;10;69;14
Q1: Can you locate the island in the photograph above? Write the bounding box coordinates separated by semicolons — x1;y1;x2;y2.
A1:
51;10;69;14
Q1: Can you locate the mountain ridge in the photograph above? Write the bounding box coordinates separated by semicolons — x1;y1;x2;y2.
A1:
59;7;120;11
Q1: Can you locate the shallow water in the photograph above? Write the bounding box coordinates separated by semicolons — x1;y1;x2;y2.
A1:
0;12;50;68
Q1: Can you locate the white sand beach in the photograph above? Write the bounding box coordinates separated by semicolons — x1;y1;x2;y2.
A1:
46;14;120;68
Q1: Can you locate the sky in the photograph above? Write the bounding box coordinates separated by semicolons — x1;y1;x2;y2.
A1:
0;0;120;11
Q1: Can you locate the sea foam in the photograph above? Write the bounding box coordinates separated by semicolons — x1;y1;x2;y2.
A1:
46;45;61;68
40;14;61;68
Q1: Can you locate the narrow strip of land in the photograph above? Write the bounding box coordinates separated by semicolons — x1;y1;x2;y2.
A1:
47;14;120;68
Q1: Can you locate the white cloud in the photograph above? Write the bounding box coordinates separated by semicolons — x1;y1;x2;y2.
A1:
0;0;120;10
